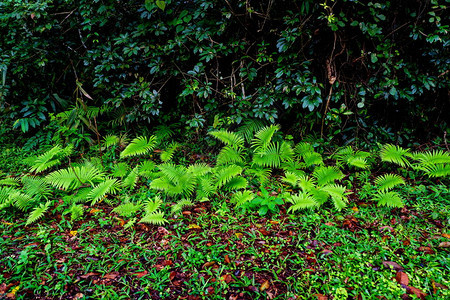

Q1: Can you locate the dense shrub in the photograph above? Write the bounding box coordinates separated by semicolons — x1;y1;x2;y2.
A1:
0;0;448;143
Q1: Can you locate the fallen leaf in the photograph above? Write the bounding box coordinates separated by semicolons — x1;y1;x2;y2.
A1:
260;280;270;291
103;272;119;280
169;271;177;281
23;242;39;247
80;272;100;278
202;261;216;269
442;233;450;239
90;209;101;214
315;294;328;300
158;227;170;236
324;222;334;226
418;246;435;254
406;286;427;299
206;286;215;295
0;283;6;294
395;271;409;286
258;228;271;236
235;232;243;239
133;270;148;278
352;206;359;212
321;249;333;255
188;224;201;229
382;261;403;271
224;254;231;264
438;241;450;248
220;274;232;283
1;221;13;225
115;218;125;226
69;230;77;236
269;220;279;225
163;260;173;266
182;211;192;215
74;293;84;299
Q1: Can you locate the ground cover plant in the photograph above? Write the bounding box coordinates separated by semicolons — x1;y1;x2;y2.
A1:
1;123;449;299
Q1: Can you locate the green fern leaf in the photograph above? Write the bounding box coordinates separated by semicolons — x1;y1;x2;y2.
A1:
224;176;248;190
11;191;34;211
103;135;119;148
138;160;157;178
321;184;348;210
113;202;142;217
237;119;266;143
419;164;450;178
287;192;319;212
232;190;255;207
145;196;163;214
298;176;316;192
215;165;243;188
120;136;157;158
29;145;73;173
171;198;194;213
112;162;130;177
22;176;52;201
26;201;51;225
216;146;244;165
303;152;323;167
294;142;315;158
412;150;450;165
245;167;272;185
251;125;280;150
373;191;404;208
209;130;245;148
374;174;405;192
122;166;140;189
88;178;121;205
0;177;20;186
379;144;411;167
69;204;84;221
160;142;179;162
139;210;168;225
313;166;344;186
46;165;104;190
187;163;212;177
282;171;300;187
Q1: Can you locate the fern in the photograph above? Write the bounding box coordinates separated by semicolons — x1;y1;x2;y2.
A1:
88;178;121;205
373;191;404;208
122;166;140;189
282;171;300;187
252;125;280;150
46;165;104;190
29;145;73;173
232;190;255;207
112;162;129;177
412;150;450;165
245;167;272;185
171;198;194;213
419;164;450;178
313;166;344;186
138;160;157;178
11;191;34;211
26;201;51;225
334;146;370;169
113;201;142;217
294;142;315;158
209;130;245;148
69;204;84;221
298;175;316;192
374;174;405;192
22;176;52;201
120;136;157;158
321;184;348;211
237;119;266;143
0;177;20;186
139;211;168;225
216;146;245;165
160;142;179;162
103;135;119;148
303;152;323;167
224;176;248;190
287;192;319;212
145;196;163;214
379;144;411;167
214;165;243;188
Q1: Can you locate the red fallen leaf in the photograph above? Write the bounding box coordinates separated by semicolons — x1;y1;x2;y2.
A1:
133;270;148;278
321;249;333;255
438;241;450;247
206;286;215;295
403;239;411;246
103;272;119;280
169;271;177;281
442;234;450;239
418;246;435;254
406;286;427;299
382;261;403;271
182;211;192;215
395;271;409;286
202;261;216;269
194;207;206;213
315;294;328;300
380;226;394;232
220;274;232;283
259;228;271;236
0;283;6;294
324;222;334;226
163;260;173;266
260;280;270;291
224;254;231;264
157;227;170;236
115;217;125;226
23;242;39;247
80;272;100;278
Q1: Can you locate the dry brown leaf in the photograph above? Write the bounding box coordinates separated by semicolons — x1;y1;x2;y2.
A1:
442;233;450;239
406;286;427;299
80;272;100;278
418;246;435;254
202;261;216;269
438;241;450;248
134;270;148;278
103;272;119;280
382;261;403;271
224;254;231;264
169;271;177;281
315;294;328;300
260;280;270;291
395;271;409;286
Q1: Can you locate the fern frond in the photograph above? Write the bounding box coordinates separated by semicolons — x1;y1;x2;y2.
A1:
26;201;51;225
419;164;450;178
245;167;272;185
154;125;175;144
308;187;329;205
88;178;121;205
374;174;405;192
251;125;280;150
69;204;84;221
11;191;34;211
237;119;266;143
321;184;348;210
139;210;168;225
0;177;20;186
171;198;194;213
232;190;255;207
303;152;323;167
196;175;217;200
112;162;130;178
313;166;344;186
298;175;316;192
224;176;248;190
64;188;92;204
122;166;140;189
287;192;319;212
215;165;243;188
187;163;212;177
252;142;282;168
45;165;104;190
22;176;52;200
138;160;156;178
144;196;163;214
334;146;370;169
120;136;157;158
379;144;411;167
103;135;119;148
0;186;17;203
412;150;450;165
29;145;73;173
282;171;300;187
216;146;244;165
158;164;186;183
160;142;179;162
209;130;245;148
373;191;404;208
113;202;142;217
294;142;315;158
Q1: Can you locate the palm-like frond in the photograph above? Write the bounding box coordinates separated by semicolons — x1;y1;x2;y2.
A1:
120;136;157;158
245;167;272;185
224;176;248;190
29;145;73;173
112;162;130;178
373;191;404;208
216;146;245;165
298;175;316;192
138;160;156;178
171;198;194;213
294;142;315;158
139;211;168;225
209;130;245;148
282;171;300;187
0;177;20;186
144;196;163;214
88;178;121;205
187;163;212;177
412;150;450;165
122;166;140;189
313;166;344;186
214;165;243;188
232;190;255;207
237;119;266;143
22;176;52;200
113;201;142;217
251;125;280;150
45;165;104;190
374;174;405;192
11;191;34;211
321;184;348;210
287;192;319;212
26;201;51;225
334;146;370;169
69;204;84;221
419;164;450;178
160;142;179;162
379;144;411;167
103;135;119;148
303;152;323;167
